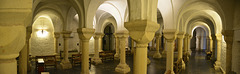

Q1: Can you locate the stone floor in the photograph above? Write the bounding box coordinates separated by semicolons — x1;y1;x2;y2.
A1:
27;50;222;74
181;51;222;74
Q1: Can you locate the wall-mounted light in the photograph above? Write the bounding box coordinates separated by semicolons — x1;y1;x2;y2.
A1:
37;29;48;37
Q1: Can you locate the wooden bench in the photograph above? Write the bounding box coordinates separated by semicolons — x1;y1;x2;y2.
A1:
71;54;91;69
174;59;183;74
35;55;57;69
99;51;115;62
60;50;79;60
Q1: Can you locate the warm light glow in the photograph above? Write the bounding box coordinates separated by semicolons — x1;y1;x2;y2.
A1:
37;30;48;37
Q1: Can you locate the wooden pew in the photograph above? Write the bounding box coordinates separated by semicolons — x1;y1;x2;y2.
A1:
99;51;115;62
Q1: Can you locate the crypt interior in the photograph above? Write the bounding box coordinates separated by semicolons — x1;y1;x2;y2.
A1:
0;0;240;74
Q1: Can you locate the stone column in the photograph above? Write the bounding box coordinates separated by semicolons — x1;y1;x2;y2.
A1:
206;37;210;52
209;37;213;52
19;26;32;74
211;34;216;60
54;32;60;54
153;33;162;58
214;34;222;70
223;30;234;74
151;38;155;50
77;28;95;74
125;20;159;74
196;36;201;51
183;34;188;62
0;0;32;74
115;33;130;73
187;35;192;55
27;27;32;71
92;33;103;64
163;30;178;74
114;34;120;59
177;32;185;69
60;31;72;69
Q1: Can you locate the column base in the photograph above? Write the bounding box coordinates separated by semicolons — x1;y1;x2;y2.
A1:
115;63;130;73
164;70;175;74
60;60;72;69
91;57;102;65
153;52;162;58
214;61;221;70
181;60;186;70
147;58;151;65
188;49;192;56
114;54;120;60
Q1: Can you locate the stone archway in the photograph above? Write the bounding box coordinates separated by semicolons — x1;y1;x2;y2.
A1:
102;24;115;51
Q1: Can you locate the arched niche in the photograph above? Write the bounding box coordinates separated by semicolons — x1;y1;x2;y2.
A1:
30;16;55;56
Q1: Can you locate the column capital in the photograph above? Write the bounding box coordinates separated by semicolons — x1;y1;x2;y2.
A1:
177;32;185;39
77;28;95;40
94;33;104;39
222;30;234;44
163;29;178;42
54;32;61;38
115;32;129;39
124;20;160;44
62;31;72;38
215;33;222;41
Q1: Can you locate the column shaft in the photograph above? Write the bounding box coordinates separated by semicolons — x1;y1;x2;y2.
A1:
133;44;148;74
81;40;90;74
114;36;119;59
177;38;183;59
